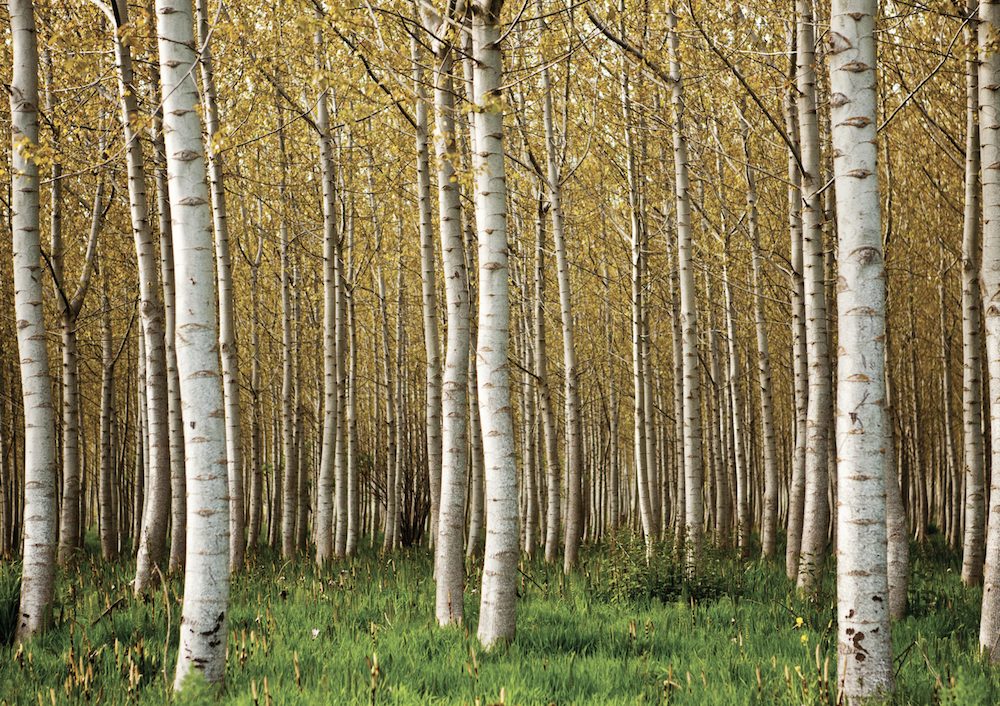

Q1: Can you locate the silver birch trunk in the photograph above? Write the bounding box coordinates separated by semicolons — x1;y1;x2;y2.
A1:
154;0;231;687
471;0;518;649
99;274;118;561
829;0;894;694
537;10;584;572
741;123;779;559
668;9;704;570
378;270;398;553
422;2;471;625
106;0;171;596
535;197;562;564
796;0;833;592
978;0;1000;661
314;27;338;564
962;2;987;587
9;0;57;641
413;36;444;548
195;0;244;571
785;66;809;580
723;257;750;559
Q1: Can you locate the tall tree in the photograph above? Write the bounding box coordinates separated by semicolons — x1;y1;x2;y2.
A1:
978;0;1000;661
795;0;833;593
470;0;518;649
421;0;472;626
154;0;231;687
195;0;245;571
9;0;57;642
961;0;986;588
829;0;894;695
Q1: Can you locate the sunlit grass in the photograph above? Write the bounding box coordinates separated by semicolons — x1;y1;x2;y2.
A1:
0;532;995;704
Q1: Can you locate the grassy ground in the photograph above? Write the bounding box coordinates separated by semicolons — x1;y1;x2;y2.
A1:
0;533;996;704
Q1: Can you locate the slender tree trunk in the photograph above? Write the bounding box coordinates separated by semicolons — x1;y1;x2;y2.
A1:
314;26;338;563
99;274;118;561
412;37;444;549
105;0;172;596
154;0;230;687
422;4;471;624
536;12;584;571
379;270;397;553
796;0;833;592
195;0;244;571
829;0;894;694
53;151;101;564
962;1;987;587
740;122;779;559
148;59;186;575
978;0;1000;661
668;9;704;570
280;106;297;558
471;0;518;649
722;256;750;559
785;31;809;579
9;0;57;641
621;56;654;553
535;195;562;564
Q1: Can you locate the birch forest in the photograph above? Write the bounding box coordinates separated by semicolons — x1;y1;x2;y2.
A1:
0;0;998;703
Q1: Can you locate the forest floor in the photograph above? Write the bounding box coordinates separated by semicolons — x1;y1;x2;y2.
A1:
0;534;996;705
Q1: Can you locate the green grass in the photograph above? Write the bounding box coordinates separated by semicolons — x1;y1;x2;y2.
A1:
0;533;997;704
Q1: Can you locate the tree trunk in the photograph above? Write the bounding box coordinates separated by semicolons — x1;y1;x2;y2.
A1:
154;0;231;687
106;0;172;596
829;0;894;694
668;9;704;571
314;25;338;563
471;0;518;649
195;0;244;571
978;0;1000;661
796;0;833;592
412;37;444;549
9;0;57;641
741;121;779;559
422;4;471;625
962;1;987;587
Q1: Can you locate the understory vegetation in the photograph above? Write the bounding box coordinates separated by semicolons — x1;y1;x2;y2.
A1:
0;535;994;705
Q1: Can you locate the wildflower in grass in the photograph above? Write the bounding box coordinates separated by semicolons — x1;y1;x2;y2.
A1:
794;617;804;629
800;633;809;645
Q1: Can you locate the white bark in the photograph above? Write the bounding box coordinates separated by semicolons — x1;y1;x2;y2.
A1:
9;0;57;642
103;0;172;596
195;0;244;571
979;0;1000;661
422;2;471;625
785;58;809;579
536;8;583;572
741;122;779;560
315;25;338;564
829;0;894;695
154;0;231;687
962;2;987;587
796;0;833;592
471;0;518;649
412;36;444;548
668;9;704;570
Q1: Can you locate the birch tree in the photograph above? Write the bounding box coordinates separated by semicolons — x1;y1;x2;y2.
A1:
796;0;833;592
470;0;519;648
196;0;245;571
962;0;986;587
9;0;58;642
978;0;1000;661
828;0;893;694
421;0;472;626
154;0;231;687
